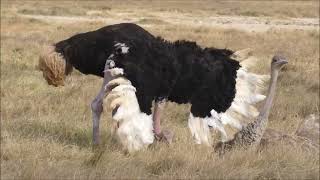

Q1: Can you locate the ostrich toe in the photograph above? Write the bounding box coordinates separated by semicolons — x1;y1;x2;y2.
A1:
155;129;174;144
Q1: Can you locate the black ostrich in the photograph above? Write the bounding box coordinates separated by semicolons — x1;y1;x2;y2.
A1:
39;23;268;148
102;36;268;151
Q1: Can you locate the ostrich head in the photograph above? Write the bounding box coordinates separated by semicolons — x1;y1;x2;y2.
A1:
103;77;154;153
271;54;288;71
38;45;72;86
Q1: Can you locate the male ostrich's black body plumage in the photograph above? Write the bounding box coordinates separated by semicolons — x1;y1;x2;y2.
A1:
54;23;155;77
108;37;240;117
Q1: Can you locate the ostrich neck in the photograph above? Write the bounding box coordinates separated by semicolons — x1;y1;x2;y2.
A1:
256;69;279;130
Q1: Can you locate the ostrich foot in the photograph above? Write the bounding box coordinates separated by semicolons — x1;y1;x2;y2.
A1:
155;129;174;144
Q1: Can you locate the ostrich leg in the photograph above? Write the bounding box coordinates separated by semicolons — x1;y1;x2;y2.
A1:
153;100;174;143
91;60;121;145
91;93;103;145
91;71;113;145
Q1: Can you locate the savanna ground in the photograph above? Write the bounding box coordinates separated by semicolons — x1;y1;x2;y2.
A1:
1;1;319;179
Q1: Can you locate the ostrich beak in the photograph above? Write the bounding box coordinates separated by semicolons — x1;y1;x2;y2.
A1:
272;54;288;66
278;59;288;65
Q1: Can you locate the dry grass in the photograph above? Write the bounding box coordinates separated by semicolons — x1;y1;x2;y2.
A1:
1;1;319;179
4;0;319;18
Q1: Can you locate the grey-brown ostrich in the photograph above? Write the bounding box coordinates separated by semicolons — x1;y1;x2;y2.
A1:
214;55;288;153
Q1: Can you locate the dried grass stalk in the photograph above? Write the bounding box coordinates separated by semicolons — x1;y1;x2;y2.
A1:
38;45;66;86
